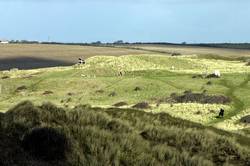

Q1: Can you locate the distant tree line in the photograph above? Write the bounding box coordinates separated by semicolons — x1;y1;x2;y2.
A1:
8;40;250;49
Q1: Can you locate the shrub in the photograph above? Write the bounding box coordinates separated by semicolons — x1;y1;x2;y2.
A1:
171;52;182;56
240;115;250;123
132;102;151;109
15;85;27;92
43;91;53;95
134;87;142;91
171;92;231;104
95;89;104;94
1;76;9;79
21;127;69;161
206;74;220;78
0;101;249;166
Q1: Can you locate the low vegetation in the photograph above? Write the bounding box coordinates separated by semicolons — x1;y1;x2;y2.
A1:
132;101;151;109
0;101;250;166
165;91;231;104
240;115;250;123
0;49;250;165
0;54;249;134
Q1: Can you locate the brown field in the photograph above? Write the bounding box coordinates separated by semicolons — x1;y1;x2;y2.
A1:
1;43;250;70
120;44;250;59
0;44;150;70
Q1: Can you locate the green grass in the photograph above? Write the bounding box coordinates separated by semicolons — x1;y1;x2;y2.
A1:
1;52;250;165
0;54;250;135
0;101;249;166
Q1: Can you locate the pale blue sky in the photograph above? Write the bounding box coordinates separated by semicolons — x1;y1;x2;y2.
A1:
0;0;250;43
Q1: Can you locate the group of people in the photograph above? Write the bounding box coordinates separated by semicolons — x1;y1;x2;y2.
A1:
78;58;85;65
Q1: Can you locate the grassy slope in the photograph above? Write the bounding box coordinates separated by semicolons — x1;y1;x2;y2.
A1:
0;101;249;166
0;54;250;136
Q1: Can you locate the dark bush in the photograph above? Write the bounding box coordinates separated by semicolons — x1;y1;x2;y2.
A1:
67;92;75;96
240;115;250;123
95;89;104;94
15;85;27;92
140;131;151;140
132;102;151;109
171;52;182;56
22;127;69;161
206;74;220;78
171;92;231;104
134;87;142;91
43;91;53;95
1;76;9;79
202;89;207;94
246;62;250;66
195;111;202;115
207;81;212;85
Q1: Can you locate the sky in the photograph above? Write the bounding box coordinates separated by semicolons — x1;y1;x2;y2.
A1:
0;0;250;43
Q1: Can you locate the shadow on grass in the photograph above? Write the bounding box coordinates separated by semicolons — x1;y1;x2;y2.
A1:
0;57;74;70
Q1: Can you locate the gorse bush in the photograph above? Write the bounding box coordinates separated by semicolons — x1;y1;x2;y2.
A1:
0;101;249;166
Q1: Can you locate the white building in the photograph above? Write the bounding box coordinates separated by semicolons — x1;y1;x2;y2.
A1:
0;40;9;44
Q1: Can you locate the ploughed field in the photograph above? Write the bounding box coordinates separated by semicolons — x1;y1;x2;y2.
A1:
0;44;250;165
0;44;150;70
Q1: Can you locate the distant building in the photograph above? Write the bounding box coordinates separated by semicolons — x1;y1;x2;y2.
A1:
0;40;9;44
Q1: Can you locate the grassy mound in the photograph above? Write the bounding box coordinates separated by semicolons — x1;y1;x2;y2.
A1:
167;91;231;104
0;101;249;166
